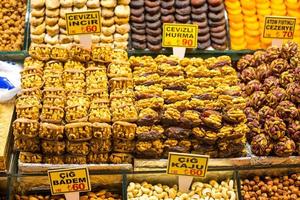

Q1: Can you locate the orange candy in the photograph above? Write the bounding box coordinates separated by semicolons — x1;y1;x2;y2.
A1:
271;3;286;10
245;28;260;36
271;10;287;15
247;43;261;50
225;1;241;10
241;0;256;9
231;42;247;50
231;36;246;45
230;30;244;37
245;35;260;43
257;8;272;16
228;8;242;15
244;16;258;24
228;13;244;23
256;2;270;10
229;22;244;30
242;9;257;16
245;22;260;30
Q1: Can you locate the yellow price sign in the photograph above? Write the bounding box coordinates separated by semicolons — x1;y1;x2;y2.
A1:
263;16;296;39
167;152;209;177
66;11;101;35
48;168;91;195
162;23;198;48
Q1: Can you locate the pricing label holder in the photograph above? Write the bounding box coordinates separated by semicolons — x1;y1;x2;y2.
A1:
162;23;198;59
48;167;91;199
64;192;80;200
263;16;296;47
65;10;101;49
167;152;209;192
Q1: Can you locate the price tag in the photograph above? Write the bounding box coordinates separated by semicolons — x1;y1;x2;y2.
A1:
263;16;296;39
167;153;209;193
162;23;198;48
167;152;209;177
48;167;91;195
65;11;101;35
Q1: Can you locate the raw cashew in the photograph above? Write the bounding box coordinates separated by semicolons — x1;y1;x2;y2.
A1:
202;188;212;196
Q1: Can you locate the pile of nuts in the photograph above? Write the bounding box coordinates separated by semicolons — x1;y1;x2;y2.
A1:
0;0;26;51
127;179;236;200
15;189;122;200
241;173;300;200
237;41;300;157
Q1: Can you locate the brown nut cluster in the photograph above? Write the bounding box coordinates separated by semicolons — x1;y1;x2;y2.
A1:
65;122;92;142
92;46;113;62
39;124;64;141
40;106;64;124
113;139;135;153
110;153;133;164
0;0;26;51
19;152;42;164
237;42;300;157
87;153;109;164
66;141;90;156
43;155;65;164
41;140;66;156
112;121;136;140
108;62;132;78
90;139;112;154
65;155;87;164
241;174;300;200
89;103;111;123
14;137;40;153
92;123;112;139
13;118;39;138
136;140;164;159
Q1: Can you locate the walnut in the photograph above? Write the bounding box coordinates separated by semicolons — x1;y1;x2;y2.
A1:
65;122;92;142
112;121;136;140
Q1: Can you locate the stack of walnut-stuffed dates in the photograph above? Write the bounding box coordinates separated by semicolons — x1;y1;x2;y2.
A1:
130;54;249;158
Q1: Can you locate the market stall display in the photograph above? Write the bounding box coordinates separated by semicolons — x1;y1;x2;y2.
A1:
225;0;300;50
127;179;236;199
30;0;130;49
2;0;300;198
130;0;228;50
237;41;300;157
13;45;249;166
0;0;27;51
132;54;248;158
14;45;133;164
